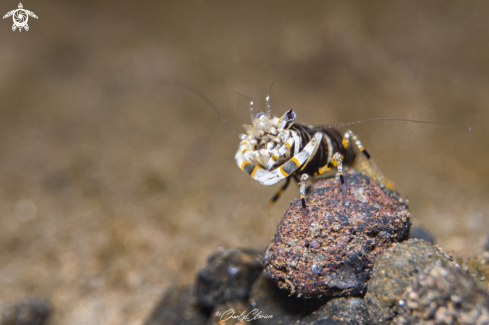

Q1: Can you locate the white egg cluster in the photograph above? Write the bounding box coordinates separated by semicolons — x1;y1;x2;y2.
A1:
238;111;296;170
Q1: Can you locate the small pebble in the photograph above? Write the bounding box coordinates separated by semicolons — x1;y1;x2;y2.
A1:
312;264;322;275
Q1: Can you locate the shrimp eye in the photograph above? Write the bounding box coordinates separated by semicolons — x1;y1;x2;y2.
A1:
285;110;296;121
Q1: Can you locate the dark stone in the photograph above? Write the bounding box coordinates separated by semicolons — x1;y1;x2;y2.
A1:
365;239;457;324
195;248;262;311
313;321;341;325
300;297;370;325
263;170;410;298
1;297;52;325
408;226;435;244
393;262;489;324
249;274;323;325
249;274;369;325
144;286;207;325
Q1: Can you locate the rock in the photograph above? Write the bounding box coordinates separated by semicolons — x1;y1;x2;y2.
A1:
263;170;410;298
457;252;489;292
144;286;207;325
312;321;341;325
249;274;369;325
250;274;325;325
393;263;489;324
1;297;52;325
365;238;456;324
408;226;435;244
206;300;255;325
300;297;370;325
195;248;262;311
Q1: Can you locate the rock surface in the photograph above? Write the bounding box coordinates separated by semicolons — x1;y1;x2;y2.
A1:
250;274;326;325
393;263;489;324
1;297;52;325
144;241;489;325
263;171;410;298
195;248;262;311
250;274;369;325
301;297;370;325
144;286;207;325
458;252;489;292
365;238;456;324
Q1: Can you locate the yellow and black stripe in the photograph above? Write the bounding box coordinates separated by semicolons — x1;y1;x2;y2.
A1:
359;146;371;159
269;177;290;205
241;161;258;178
267;124;373;205
279;157;301;176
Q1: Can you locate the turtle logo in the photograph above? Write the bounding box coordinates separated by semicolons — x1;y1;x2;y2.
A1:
3;3;38;32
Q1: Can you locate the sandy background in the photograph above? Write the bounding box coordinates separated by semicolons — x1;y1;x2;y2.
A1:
0;1;488;324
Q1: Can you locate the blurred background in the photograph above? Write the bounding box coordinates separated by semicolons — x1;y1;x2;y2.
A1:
0;0;487;324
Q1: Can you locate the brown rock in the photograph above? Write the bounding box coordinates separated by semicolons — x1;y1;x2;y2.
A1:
263;170;410;298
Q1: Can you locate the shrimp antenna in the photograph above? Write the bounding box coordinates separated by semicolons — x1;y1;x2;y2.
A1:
324;118;473;131
266;79;274;118
234;92;255;123
162;80;238;137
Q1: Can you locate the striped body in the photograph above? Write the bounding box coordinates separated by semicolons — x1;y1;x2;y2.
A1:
290;124;357;176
